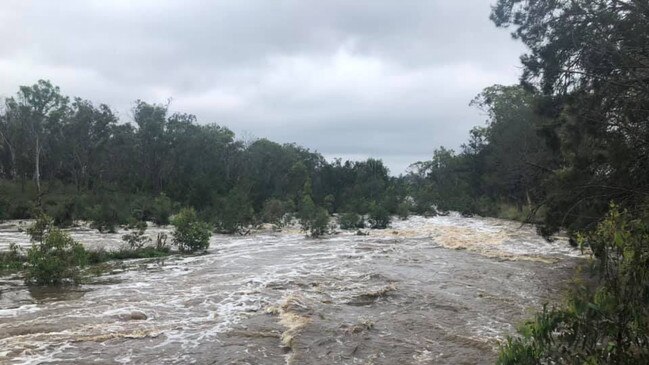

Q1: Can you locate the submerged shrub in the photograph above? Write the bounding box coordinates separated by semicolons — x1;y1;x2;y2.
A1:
0;243;24;273
396;201;411;220
298;195;330;237
368;202;391;229
88;203;120;233
25;214;87;285
214;188;255;235
171;208;211;252
262;198;289;230
122;221;151;250
44;197;76;227
150;194;175;225
339;212;361;230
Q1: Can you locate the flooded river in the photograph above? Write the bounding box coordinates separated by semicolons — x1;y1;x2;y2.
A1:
0;214;582;364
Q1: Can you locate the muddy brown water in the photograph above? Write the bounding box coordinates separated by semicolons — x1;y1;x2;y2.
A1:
0;215;583;364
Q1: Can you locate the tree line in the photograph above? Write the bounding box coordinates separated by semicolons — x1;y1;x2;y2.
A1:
0;82;406;232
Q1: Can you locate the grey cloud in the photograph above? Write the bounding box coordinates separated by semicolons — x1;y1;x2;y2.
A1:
0;0;524;174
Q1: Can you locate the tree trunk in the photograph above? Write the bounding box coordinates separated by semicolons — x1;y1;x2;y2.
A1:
0;131;17;180
35;134;41;194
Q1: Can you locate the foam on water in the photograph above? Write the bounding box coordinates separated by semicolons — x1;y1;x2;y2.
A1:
0;215;584;364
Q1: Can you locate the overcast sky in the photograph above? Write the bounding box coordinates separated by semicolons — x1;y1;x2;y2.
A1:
0;0;524;175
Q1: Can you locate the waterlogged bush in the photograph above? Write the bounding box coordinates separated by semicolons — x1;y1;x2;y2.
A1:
88;203;120;233
265;199;295;230
498;204;649;364
214;188;255;235
25;215;87;285
43;197;76;227
298;195;330;237
171;208;211;252
150;194;175;225
0;243;24;273
339;212;362;230
396;201;411;220
303;208;330;238
368;203;391;229
122;221;151;250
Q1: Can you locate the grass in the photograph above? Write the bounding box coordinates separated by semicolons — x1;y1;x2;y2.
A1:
1;246;172;278
86;247;172;264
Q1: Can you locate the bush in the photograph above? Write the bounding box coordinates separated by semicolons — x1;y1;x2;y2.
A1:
396;201;411;220
214;188;254;234
88;202;121;233
0;243;25;273
171;208;211;252
339;212;361;230
150;194;174;225
25;215;87;285
498;204;649;364
43;197;76;227
86;246;170;264
122;221;151;249
323;194;336;214
298;195;330;237
0;180;37;220
368;202;391;229
262;198;289;230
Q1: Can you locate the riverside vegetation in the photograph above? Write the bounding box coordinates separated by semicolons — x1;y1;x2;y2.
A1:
1;0;648;363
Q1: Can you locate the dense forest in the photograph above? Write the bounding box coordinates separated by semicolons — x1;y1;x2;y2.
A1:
1;0;648;363
0;81;408;233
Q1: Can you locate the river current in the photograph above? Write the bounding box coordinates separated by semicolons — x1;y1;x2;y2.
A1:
0;214;583;364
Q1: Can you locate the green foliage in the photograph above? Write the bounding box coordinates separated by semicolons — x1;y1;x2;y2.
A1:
298;195;330;237
86;246;170;264
214;187;255;234
122;221;151;250
0;80;409;233
42;194;77;227
339;212;362;230
0;243;25;273
171;208;211;252
150;194;175;225
491;0;649;235
0;181;36;220
262;198;291;230
406;85;553;221
25;215;87;285
396;201;410;220
368;202;390;229
323;194;335;214
87;197;128;233
498;204;649;364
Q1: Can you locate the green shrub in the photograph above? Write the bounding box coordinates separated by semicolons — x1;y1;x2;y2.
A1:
88;203;120;233
498;204;649;364
150;194;174;225
262;198;289;230
86;246;170;264
368;202;391;229
323;194;336;214
339;212;361;230
171;208;211;252
0;180;36;219
0;243;25;273
214;188;254;234
396;201;411;220
298;195;330;237
25;216;87;285
122;221;151;249
42;195;78;227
